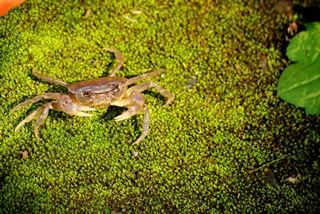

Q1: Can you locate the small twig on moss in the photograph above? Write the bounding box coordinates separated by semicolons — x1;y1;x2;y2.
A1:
248;156;287;173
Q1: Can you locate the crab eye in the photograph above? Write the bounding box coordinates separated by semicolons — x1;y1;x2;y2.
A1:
82;89;94;98
113;87;120;93
110;83;120;93
110;83;118;89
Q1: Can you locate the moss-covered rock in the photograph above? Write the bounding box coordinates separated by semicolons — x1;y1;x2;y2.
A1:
1;0;319;213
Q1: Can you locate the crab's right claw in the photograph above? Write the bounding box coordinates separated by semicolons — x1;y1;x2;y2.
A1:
57;95;95;117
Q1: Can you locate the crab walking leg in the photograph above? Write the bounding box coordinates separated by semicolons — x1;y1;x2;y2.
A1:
126;69;163;85
14;104;48;132
32;69;70;87
15;97;96;140
132;106;150;145
103;48;125;77
33;103;52;140
126;82;175;107
113;92;150;145
10;93;63;115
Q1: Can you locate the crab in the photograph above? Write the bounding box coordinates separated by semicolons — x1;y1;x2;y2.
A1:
9;48;175;145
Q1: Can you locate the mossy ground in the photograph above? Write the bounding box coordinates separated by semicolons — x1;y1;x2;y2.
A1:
1;0;320;213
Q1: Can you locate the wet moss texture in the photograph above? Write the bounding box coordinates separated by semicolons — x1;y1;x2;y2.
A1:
1;0;320;213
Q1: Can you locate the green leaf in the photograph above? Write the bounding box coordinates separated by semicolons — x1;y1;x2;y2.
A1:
277;22;320;114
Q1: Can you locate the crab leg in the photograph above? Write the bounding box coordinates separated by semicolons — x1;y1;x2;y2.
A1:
33;103;52;140
10;93;63;115
15;96;96;140
32;68;70;87
14;103;51;131
112;92;149;145
126;69;163;85
126;82;174;107
132;106;150;145
103;48;125;77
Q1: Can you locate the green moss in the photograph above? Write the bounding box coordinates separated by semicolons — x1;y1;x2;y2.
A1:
1;0;320;213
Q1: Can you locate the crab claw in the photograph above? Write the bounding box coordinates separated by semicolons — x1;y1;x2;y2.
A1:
57;95;95;116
